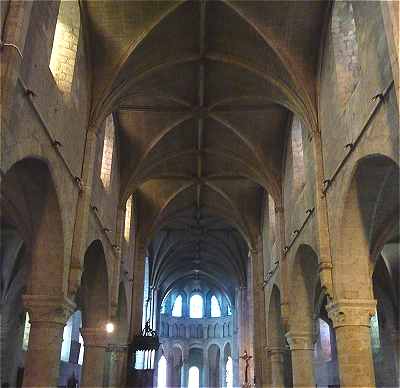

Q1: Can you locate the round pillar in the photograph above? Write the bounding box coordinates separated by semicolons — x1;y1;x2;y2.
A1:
266;347;285;388
327;299;377;388
108;344;128;387
22;294;75;387
80;328;110;387
285;331;315;387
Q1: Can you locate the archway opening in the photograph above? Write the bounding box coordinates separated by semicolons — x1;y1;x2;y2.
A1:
157;355;167;388
188;366;200;388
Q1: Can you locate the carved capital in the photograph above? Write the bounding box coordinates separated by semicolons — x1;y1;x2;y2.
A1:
265;346;285;362
108;343;128;353
285;331;314;351
81;327;110;348
22;294;75;325
327;299;376;328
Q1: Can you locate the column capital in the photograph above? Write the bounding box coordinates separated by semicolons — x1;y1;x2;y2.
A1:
107;343;129;353
327;299;376;328
22;294;75;325
81;327;110;348
285;331;314;351
265;346;286;356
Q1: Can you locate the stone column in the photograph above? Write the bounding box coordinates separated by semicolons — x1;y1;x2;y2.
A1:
266;347;285;388
22;294;75;387
220;355;225;387
81;328;110;387
108;344;128;387
392;329;400;387
285;331;315;388
181;358;189;388
327;299;376;388
203;351;209;388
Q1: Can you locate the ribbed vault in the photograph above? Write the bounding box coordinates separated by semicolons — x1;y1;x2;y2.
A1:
82;0;327;291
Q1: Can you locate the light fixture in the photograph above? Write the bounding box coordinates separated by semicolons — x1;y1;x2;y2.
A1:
106;322;114;333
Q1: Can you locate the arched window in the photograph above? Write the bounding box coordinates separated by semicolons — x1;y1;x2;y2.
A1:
226;356;233;388
60;315;73;362
172;295;183;317
370;311;381;353
331;1;361;107
190;294;203;318
157;355;167;388
291;115;305;193
100;114;115;191
188;366;200;388
22;312;31;351
318;318;332;362
227;304;232;316
50;0;80;95
211;295;221;318
124;195;133;241
78;331;84;365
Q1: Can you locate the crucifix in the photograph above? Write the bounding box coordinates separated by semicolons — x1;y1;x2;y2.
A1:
240;350;253;386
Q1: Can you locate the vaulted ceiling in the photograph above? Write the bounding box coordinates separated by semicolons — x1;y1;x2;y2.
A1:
83;0;327;291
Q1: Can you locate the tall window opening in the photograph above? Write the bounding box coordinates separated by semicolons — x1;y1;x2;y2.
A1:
100;115;115;191
331;1;361;107
316;318;332;362
188;366;200;388
49;0;80;95
172;295;183;317
22;312;31;351
268;194;276;242
124;195;133;242
226;356;233;388
157;355;167;388
210;295;221;318
136;257;155;369
60;315;73;362
190;294;203;318
291;116;305;194
370;311;381;354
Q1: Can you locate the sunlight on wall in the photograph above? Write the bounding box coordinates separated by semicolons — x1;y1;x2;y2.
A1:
49;0;80;95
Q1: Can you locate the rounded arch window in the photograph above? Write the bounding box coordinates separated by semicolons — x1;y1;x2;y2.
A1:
189;294;203;318
210;295;221;317
157;355;167;388
171;294;183;317
188;366;200;388
226;356;233;388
